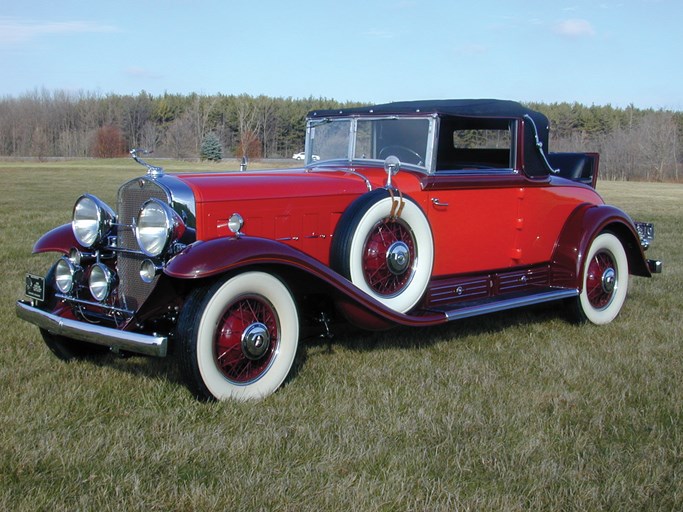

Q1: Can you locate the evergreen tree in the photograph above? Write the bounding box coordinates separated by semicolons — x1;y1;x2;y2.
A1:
200;132;223;161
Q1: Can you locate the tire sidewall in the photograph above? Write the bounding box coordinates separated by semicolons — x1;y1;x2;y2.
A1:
578;232;629;325
343;192;434;313
194;272;299;400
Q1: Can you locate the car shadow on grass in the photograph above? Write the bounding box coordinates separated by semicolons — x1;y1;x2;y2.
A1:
46;301;573;399
308;300;573;354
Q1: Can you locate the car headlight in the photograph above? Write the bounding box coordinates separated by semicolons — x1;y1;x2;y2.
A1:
135;199;186;257
72;194;116;248
55;256;82;294
89;263;115;302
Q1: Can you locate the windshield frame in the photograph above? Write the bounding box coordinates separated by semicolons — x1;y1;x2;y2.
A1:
304;114;438;174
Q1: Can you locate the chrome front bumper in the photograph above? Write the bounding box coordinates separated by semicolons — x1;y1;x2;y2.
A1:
16;301;167;357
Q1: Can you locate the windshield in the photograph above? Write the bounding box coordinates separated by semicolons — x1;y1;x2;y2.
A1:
306;116;434;171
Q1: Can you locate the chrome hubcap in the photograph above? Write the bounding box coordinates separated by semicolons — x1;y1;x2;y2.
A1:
386;241;411;275
241;322;271;360
601;268;616;294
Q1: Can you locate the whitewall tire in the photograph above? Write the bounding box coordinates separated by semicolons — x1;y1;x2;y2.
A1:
178;272;299;401
575;232;629;325
331;189;434;313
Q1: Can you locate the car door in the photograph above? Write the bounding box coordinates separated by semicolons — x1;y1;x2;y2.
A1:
424;117;523;276
425;176;521;276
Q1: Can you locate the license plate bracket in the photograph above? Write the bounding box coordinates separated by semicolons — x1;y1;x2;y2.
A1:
25;274;46;302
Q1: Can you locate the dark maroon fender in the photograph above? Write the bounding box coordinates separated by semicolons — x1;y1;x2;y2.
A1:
32;223;84;255
164;236;447;330
551;203;650;289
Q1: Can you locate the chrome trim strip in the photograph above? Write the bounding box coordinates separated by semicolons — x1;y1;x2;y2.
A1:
443;289;578;321
16;301;167;357
306;166;373;191
102;244;146;256
54;293;134;315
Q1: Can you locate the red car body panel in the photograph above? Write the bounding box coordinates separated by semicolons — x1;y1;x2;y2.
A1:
177;169;371;264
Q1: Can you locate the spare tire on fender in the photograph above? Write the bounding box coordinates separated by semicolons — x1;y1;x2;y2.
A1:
330;188;434;313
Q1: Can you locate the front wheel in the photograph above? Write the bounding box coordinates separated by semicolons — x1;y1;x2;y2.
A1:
571;232;629;325
177;272;299;401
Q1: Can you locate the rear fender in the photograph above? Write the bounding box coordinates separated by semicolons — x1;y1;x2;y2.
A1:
551;204;650;289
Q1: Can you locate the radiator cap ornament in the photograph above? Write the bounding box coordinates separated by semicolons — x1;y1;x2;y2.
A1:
130;148;164;178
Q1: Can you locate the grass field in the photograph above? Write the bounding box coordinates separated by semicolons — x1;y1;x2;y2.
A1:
1;159;681;511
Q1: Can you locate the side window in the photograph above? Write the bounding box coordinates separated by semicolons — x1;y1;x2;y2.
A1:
453;128;511;151
437;118;516;171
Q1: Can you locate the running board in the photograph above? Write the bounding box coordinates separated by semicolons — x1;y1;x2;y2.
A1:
432;288;579;322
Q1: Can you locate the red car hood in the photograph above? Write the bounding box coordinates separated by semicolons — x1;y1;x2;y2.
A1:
175;168;371;203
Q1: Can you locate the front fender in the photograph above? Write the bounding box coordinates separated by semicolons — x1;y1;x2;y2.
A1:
32;223;84;255
164;236;447;330
551;204;650;289
164;236;328;279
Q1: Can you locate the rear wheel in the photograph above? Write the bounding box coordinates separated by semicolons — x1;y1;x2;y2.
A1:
571;232;629;325
177;272;299;401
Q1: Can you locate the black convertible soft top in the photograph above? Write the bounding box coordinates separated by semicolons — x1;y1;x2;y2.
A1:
309;98;539;120
308;99;553;177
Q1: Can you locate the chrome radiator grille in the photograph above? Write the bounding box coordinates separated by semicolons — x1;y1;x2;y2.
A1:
116;178;169;311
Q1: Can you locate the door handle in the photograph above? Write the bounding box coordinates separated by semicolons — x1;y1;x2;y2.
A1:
431;197;449;207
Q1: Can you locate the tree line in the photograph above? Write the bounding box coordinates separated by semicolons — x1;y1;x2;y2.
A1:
0;89;680;181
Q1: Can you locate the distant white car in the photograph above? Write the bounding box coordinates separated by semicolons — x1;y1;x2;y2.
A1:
293;152;320;161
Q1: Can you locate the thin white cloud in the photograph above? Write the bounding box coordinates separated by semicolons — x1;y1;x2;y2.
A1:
554;18;596;38
0;17;119;46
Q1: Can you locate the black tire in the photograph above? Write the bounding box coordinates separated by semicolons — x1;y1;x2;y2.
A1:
331;189;434;313
177;272;299;401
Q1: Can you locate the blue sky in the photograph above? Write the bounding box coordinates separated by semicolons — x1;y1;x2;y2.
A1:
1;0;681;109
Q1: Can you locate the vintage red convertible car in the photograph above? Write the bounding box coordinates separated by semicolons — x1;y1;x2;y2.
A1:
16;99;662;400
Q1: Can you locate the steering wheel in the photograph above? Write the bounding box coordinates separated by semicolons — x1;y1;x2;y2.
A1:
379;145;423;166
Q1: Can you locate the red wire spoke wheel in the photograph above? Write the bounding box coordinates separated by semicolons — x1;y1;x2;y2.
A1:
574;232;629;325
585;251;618;309
214;296;278;383
331;189;433;313
178;272;299;401
362;218;416;296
